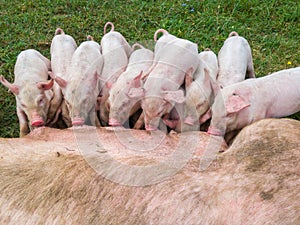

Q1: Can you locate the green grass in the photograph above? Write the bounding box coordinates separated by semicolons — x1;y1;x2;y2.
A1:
0;0;299;137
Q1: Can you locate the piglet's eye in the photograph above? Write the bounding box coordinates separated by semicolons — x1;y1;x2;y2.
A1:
21;103;26;108
38;98;44;105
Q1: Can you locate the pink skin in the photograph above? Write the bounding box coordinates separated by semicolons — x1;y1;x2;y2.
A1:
142;90;186;131
162;116;178;130
103;21;115;34
142;99;174;131
183;65;218;130
99;22;132;126
31;120;44;127
48;27;77;126
183;49;218;127
184;108;211;128
0;49;53;137
145;125;158;131
217;31;255;88
107;44;154;127
141;29;199;131
153;29;177;56
1;119;299;225
109;118;122;127
72;117;85;126
184;116;194;126
208;67;300;140
207;126;224;136
50;39;103;127
160;103;187;132
31;111;44;127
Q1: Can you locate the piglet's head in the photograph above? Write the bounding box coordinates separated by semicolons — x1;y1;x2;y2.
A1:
142;89;185;131
50;71;100;126
108;71;145;126
20;80;54;127
0;75;54;127
208;90;251;137
0;75;53;96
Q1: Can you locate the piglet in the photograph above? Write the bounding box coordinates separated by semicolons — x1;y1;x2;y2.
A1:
183;49;219;131
49;36;103;126
98;22;132;126
208;67;300;140
140;29;199;131
217;31;255;88
48;28;77;127
108;43;154;127
0;49;53;137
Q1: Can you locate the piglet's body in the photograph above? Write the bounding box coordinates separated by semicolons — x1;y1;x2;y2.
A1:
208;67;300;137
108;43;154;127
49;28;77;127
198;49;219;80
183;49;219;131
0;49;53;137
153;29;177;56
141;29;199;131
217;31;255;88
99;22;132;126
50;37;103;126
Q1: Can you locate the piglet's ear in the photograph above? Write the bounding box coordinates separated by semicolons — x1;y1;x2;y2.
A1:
131;70;143;88
106;82;113;89
162;116;179;129
48;71;67;88
0;75;19;95
199;108;212;124
185;73;193;88
185;66;196;88
226;94;250;114
163;89;185;104
37;79;54;90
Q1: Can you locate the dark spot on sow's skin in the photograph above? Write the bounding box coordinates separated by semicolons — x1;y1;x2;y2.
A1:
259;190;274;200
234;135;294;172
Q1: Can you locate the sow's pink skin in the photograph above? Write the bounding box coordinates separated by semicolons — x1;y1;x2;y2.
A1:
140;29;199;131
0;49;54;137
217;31;255;88
48;28;77;127
208;67;300;138
98;22;132;126
49;36;103;127
108;43;154;127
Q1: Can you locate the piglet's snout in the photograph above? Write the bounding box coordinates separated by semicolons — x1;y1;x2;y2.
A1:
31;119;44;127
30;112;44;127
145;117;161;131
145;125;158;131
72;117;85;126
184;116;196;126
109;118;122;126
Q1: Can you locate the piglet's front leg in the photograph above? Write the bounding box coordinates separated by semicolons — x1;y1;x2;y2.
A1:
17;107;30;137
47;106;62;126
61;101;72;127
133;113;144;129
